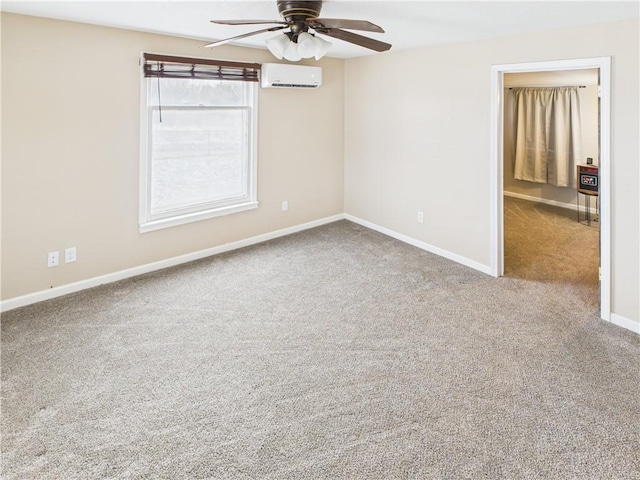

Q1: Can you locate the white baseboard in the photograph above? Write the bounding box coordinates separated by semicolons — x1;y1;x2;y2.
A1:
0;214;345;313
504;190;598;215
344;214;492;276
343;215;638;336
610;313;640;335
4;213;636;337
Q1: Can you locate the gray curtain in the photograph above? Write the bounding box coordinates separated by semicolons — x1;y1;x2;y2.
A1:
512;87;582;187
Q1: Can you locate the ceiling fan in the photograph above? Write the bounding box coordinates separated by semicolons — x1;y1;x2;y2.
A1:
204;0;391;61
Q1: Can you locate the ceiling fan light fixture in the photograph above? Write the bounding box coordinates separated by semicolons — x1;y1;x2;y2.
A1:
266;30;332;62
266;33;290;59
283;39;303;61
296;32;316;58
313;35;332;60
297;32;333;60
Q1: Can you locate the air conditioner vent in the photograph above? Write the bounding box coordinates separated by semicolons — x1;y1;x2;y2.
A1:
271;83;318;88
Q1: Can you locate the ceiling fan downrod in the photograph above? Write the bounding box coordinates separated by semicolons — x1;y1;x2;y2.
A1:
278;0;322;42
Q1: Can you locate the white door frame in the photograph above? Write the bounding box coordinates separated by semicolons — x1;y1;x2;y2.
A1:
489;57;611;322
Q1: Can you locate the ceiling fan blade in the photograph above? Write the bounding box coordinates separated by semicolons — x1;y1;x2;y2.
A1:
308;18;384;33
204;26;287;48
317;28;391;52
210;20;287;26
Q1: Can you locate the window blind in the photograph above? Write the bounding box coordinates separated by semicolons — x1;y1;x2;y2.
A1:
142;53;260;82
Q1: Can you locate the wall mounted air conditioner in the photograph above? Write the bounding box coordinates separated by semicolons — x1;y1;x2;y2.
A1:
261;63;322;89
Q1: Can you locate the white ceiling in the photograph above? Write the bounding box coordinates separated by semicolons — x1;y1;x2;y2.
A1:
2;1;638;59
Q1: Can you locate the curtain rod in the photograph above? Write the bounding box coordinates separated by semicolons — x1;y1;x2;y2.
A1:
508;85;586;89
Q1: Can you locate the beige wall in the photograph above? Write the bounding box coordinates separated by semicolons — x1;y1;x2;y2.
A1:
2;13;638;324
1;13;345;300
345;18;639;322
504;70;600;206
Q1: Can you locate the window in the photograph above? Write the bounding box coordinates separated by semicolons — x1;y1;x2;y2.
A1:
140;53;260;232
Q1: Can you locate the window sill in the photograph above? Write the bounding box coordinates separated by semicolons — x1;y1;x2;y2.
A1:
140;201;259;233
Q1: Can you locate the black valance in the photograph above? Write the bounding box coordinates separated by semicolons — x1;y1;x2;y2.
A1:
142;53;260;82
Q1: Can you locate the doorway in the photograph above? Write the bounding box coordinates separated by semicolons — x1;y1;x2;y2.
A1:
490;57;611;322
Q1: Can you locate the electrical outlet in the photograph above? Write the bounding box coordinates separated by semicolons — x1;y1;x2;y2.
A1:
47;252;59;267
65;247;77;263
417;211;424;223
282;200;289;212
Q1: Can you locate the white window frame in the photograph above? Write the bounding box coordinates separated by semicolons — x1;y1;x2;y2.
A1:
139;58;258;233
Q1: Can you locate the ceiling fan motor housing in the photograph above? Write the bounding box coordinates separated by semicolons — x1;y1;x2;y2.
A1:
277;1;322;21
277;1;322;39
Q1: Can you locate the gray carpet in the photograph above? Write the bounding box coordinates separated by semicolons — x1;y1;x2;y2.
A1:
2;207;639;479
504;195;600;289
